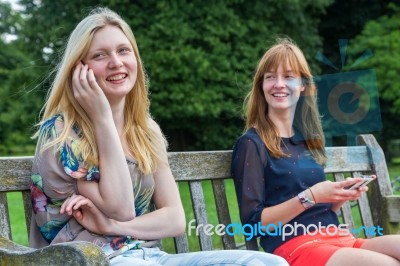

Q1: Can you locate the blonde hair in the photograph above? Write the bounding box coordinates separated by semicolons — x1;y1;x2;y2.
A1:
34;7;167;174
244;38;326;165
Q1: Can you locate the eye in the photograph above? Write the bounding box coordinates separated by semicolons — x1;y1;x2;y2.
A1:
93;52;106;59
264;74;275;80
118;47;131;54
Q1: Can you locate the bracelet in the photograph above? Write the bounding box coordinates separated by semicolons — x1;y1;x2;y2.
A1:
297;190;315;210
308;187;317;204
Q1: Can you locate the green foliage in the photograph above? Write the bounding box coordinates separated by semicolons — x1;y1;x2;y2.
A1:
0;3;40;154
318;0;393;71
1;0;332;153
346;4;400;113
341;3;400;159
119;0;333;150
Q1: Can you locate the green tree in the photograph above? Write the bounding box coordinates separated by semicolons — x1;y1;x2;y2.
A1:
2;0;332;154
0;2;40;154
344;4;400;160
318;0;394;73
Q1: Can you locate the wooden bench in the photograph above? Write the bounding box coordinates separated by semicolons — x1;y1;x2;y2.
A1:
1;134;400;265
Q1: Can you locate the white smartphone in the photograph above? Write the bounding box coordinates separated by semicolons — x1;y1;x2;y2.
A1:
345;175;375;190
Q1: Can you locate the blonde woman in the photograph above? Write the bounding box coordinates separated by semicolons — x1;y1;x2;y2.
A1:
30;7;288;266
231;38;400;265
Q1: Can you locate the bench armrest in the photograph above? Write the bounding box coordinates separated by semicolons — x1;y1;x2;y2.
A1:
0;237;110;265
386;195;400;223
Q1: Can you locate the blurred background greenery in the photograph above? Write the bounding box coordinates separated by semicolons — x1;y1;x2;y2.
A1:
2;0;400;155
2;0;400;252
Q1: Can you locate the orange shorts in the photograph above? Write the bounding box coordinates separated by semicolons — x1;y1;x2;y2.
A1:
273;228;366;266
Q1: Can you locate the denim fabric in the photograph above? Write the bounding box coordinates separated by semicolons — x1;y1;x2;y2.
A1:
110;247;288;266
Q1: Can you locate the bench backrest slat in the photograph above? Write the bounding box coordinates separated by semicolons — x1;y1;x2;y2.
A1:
189;181;213;251
0;156;33;192
173;232;189;253
212;179;236;250
169;151;232;181
333;173;356;230
0;192;12;239
22;191;32;238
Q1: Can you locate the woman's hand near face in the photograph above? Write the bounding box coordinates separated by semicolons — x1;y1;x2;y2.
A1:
72;63;113;122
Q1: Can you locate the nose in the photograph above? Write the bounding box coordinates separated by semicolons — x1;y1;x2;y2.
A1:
109;52;123;68
274;75;286;88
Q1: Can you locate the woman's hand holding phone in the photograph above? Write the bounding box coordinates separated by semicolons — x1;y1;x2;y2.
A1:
72;62;112;122
345;175;376;190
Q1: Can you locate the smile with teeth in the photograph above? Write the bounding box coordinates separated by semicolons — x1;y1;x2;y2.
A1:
107;74;127;81
272;93;289;97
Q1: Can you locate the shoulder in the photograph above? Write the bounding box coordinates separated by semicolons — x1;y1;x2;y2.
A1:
39;114;64;133
36;114;66;144
147;117;162;135
234;128;263;149
147;117;168;157
147;117;166;145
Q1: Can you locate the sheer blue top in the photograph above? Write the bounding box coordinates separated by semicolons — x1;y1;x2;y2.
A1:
231;128;339;253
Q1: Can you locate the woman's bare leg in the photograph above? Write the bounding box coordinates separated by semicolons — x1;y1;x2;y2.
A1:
327;235;400;266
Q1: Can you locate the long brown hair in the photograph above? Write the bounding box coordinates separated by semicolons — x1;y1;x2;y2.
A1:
244;38;326;165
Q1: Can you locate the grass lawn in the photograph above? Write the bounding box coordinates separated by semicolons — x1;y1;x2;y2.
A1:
6;192;29;246
6;162;400;251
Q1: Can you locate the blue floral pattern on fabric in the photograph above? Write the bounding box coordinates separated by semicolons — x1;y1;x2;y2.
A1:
39;220;68;243
30;114;155;254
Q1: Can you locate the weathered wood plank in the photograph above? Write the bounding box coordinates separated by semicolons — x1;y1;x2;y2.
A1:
189;181;213;251
173;234;189;254
324;146;371;173
212;179;236;250
0;238;110;266
356;134;400;234
168;151;232;181
351;171;374;237
22;191;32;240
0;192;12;240
0;157;33;192
386;195;400;223
173;181;189;254
334;173;356;231
357;135;392;196
0;147;372;188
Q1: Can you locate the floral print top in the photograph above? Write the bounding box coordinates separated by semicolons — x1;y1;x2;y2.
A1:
29;114;156;258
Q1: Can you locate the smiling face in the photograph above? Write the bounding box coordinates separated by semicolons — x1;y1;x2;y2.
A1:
262;63;304;115
83;25;137;101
